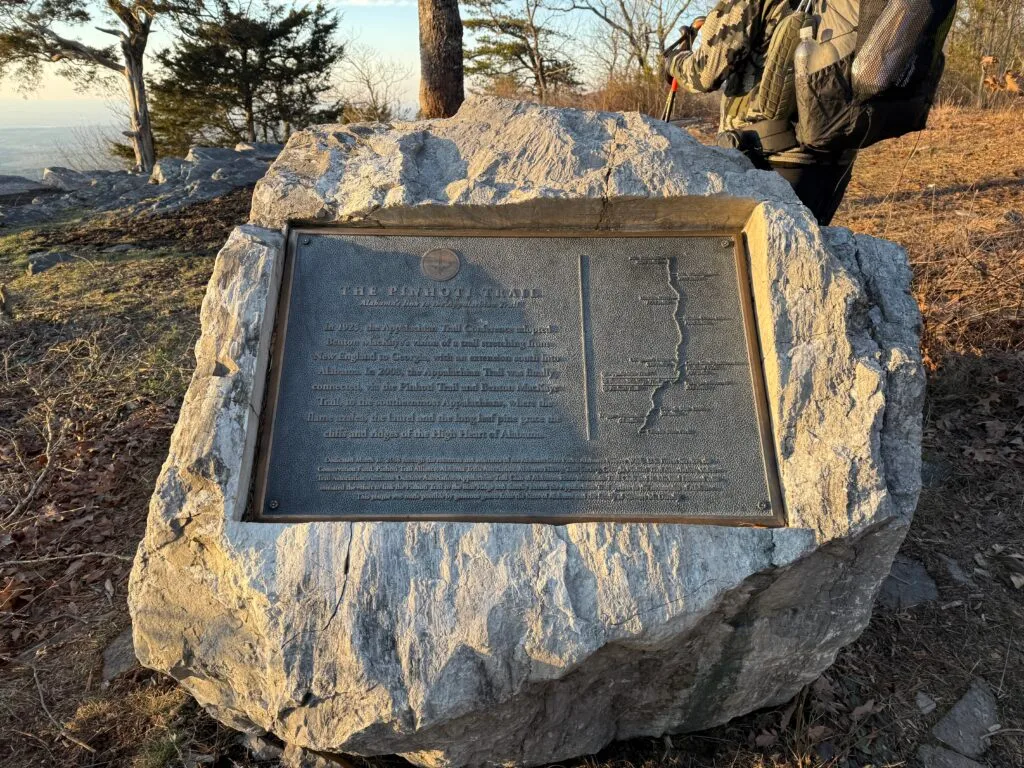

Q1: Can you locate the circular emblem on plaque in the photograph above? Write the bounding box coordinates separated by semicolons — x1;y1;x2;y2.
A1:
421;248;461;281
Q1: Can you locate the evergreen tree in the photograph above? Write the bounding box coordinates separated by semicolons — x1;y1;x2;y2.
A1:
151;0;343;153
464;0;578;102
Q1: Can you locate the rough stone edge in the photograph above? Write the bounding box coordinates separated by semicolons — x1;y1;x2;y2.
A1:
129;198;923;765
248;97;798;231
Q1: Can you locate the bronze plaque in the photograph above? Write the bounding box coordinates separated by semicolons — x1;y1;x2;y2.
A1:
251;229;784;525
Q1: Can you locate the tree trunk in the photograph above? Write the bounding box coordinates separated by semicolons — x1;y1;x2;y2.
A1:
123;31;156;172
418;0;464;118
244;94;257;142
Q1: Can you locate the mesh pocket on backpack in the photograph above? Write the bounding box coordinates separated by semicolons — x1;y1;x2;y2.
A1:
795;58;860;152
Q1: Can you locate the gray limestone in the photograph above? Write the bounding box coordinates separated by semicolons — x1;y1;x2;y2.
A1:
26;250;74;275
236;141;285;160
41;166;91;191
101;628;140;682
0;143;281;229
932;679;999;757
917;745;986;768
878;555;939;611
129;98;925;768
0;174;52;202
917;691;939;715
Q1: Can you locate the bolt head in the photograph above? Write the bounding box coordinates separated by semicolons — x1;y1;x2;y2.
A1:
269;500;280;510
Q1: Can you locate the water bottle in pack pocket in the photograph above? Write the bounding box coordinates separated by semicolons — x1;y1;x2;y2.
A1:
793;0;956;154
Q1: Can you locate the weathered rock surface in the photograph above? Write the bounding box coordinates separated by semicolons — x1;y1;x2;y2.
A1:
26;250;74;275
932;679;999;758
41;166;91;191
0;174;55;204
250;97;794;229
0;142;281;228
916;744;986;768
101;627;140;682
235;141;285;161
878;555;939;611
130;98;925;768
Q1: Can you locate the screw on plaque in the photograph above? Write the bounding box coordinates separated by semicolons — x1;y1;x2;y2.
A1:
758;499;771;511
301;236;312;246
721;238;734;248
269;500;280;510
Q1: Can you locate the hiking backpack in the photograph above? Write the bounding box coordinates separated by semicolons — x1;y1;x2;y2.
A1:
756;0;957;155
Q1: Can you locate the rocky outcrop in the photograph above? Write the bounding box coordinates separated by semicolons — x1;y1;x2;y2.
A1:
0;174;57;205
250;98;794;230
0;143;282;229
129;98;925;768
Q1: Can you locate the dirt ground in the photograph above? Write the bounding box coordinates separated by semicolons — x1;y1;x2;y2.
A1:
0;107;1021;768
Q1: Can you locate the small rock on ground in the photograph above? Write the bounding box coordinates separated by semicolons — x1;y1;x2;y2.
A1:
27;251;74;275
917;691;938;715
879;555;939;611
932;679;999;757
239;733;283;760
917;744;986;768
102;627;139;682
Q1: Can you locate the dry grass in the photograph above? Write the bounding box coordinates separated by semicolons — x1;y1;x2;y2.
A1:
1;107;1023;767
841;103;1024;365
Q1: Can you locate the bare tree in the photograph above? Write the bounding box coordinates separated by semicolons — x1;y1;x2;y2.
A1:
583;18;628;82
0;1;187;172
944;0;1024;106
418;0;465;117
464;0;579;103
560;0;702;77
338;45;413;122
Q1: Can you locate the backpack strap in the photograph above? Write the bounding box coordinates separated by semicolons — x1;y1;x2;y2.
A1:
717;118;799;162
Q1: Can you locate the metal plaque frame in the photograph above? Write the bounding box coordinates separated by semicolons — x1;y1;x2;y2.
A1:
249;224;786;527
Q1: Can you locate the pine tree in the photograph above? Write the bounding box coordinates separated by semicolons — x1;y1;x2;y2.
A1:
464;0;578;102
151;0;343;152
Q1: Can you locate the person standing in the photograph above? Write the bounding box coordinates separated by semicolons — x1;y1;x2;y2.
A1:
664;0;857;225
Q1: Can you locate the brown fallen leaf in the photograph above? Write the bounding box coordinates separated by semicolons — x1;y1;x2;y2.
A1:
0;577;26;611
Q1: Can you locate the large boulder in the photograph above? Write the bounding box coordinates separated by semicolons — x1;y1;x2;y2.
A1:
129;98;925;767
41;166;90;191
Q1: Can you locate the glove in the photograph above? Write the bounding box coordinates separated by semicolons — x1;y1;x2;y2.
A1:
663;48;691;83
663;20;703;82
663;49;679;83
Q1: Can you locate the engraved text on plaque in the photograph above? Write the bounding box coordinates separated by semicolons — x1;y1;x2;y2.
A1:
252;230;783;525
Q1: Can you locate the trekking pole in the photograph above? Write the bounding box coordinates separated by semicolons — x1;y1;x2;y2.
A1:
661;17;705;123
662;79;680;122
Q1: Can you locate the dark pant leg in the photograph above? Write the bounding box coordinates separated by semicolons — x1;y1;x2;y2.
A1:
770;160;855;226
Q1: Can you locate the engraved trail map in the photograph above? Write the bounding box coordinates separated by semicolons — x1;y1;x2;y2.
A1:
254;232;781;524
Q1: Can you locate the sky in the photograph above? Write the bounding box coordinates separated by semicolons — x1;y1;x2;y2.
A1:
0;0;423;129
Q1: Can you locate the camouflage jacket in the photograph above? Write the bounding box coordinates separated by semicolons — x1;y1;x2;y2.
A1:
669;0;796;130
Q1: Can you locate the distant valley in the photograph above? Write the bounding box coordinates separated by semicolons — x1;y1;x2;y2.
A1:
0;124;122;179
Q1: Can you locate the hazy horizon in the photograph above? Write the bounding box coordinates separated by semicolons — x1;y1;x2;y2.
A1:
0;2;422;177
